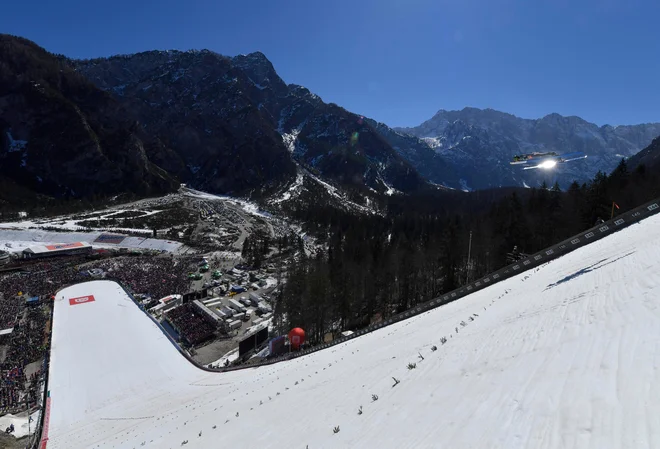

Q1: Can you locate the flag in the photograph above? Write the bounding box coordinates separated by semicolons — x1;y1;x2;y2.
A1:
614;202;620;209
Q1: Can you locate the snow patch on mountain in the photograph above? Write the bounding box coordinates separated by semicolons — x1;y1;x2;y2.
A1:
303;169;376;215
270;171;304;205
5;131;27;153
421;136;443;149
459;179;472;192
111;84;126;95
378;176;400;196
281;129;300;154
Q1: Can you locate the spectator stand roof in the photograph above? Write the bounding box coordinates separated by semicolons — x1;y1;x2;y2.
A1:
23;242;91;255
192;299;223;326
159;294;182;304
0;229;186;254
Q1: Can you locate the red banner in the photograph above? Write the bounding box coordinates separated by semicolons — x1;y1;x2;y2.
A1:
45;242;84;251
69;295;96;306
40;396;51;448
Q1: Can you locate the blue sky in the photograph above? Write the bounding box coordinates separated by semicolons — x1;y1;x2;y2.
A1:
2;0;659;127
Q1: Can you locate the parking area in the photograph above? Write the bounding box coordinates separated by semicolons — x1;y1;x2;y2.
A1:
168;254;278;367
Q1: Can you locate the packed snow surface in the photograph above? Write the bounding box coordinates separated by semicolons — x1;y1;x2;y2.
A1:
182;188;272;219
46;214;660;448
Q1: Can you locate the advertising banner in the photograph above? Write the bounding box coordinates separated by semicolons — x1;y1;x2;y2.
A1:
69;295;96;306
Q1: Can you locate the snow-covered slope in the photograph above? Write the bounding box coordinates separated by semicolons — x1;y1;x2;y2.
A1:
267;165;379;215
45;213;660;448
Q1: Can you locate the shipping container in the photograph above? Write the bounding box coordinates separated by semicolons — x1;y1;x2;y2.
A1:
228;298;247;313
248;293;262;306
257;301;272;313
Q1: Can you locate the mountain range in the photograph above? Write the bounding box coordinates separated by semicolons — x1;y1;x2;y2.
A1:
72;49;425;201
1;34;660;211
393;108;660;190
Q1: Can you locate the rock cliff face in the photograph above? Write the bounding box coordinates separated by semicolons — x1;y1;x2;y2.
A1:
74;49;426;196
0;34;179;201
628;136;660;172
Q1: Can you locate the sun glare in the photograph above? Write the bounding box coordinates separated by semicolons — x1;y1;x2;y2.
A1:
539;160;557;169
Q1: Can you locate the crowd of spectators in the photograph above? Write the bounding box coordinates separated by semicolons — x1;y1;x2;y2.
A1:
93;256;195;300
0;296;22;330
0;307;47;413
165;303;216;346
0;256;90;301
0;254;196;305
0;253;198;415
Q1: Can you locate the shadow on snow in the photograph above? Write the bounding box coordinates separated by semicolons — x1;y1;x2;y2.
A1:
544;252;635;290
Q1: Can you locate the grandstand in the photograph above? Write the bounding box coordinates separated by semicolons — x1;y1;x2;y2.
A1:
0;229;185;253
193;299;225;329
164;303;216;346
93;233;126;245
22;242;92;258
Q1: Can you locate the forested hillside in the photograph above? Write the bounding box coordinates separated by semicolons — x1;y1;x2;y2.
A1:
0;35;178;203
274;158;660;343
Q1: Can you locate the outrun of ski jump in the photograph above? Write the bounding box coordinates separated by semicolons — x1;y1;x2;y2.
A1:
43;212;660;449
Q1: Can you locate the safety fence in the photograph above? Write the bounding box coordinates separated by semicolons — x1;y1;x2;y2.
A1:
34;197;660;447
28;302;54;449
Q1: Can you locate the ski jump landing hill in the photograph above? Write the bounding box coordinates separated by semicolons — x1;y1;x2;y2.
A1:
41;200;660;449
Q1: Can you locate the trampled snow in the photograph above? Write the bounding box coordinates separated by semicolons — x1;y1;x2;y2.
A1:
45;214;660;448
0;410;40;439
206;348;240;369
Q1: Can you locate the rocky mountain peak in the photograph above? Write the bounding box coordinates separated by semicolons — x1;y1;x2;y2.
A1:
70;43;426;197
383;107;660;191
231;52;287;94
